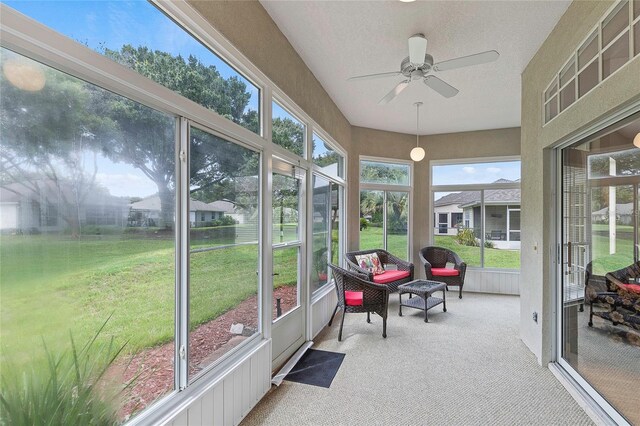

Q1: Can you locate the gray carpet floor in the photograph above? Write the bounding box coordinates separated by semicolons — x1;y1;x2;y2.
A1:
242;293;594;426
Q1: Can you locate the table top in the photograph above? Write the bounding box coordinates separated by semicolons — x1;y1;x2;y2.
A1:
398;279;446;294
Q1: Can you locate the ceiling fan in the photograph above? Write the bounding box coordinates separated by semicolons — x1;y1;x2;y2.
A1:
348;34;499;104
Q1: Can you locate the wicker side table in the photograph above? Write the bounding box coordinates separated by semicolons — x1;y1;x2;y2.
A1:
398;280;447;323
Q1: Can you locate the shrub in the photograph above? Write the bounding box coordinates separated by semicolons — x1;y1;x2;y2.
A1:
359;218;369;231
0;317;131;426
214;215;238;226
455;228;479;247
484;240;495;249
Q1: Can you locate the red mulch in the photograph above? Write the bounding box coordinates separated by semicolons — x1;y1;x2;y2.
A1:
113;285;298;421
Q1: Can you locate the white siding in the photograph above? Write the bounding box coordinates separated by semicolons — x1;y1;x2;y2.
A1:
464;269;520;295
311;286;338;338
164;341;271;426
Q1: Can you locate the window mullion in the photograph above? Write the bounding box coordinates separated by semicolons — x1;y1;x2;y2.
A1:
177;117;190;391
480;189;485;268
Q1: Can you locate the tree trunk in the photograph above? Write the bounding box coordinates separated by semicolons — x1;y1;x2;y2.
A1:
158;185;175;230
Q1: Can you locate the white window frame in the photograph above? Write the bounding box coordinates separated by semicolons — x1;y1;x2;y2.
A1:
430;156;521;271
543;0;639;125
359;156;413;261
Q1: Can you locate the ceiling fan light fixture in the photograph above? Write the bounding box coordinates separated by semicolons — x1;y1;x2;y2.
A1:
399;0;416;3
634;133;640;148
408;34;427;65
410;101;425;162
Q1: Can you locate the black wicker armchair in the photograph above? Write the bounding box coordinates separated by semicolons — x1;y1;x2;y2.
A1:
588;261;640;330
328;264;390;341
344;249;414;293
419;246;467;299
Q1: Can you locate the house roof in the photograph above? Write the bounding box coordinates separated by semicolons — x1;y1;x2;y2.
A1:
434;179;520;208
0;180;127;206
592;203;634;216
130;195;233;213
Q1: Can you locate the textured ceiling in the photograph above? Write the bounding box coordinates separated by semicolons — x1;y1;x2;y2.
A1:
260;0;571;135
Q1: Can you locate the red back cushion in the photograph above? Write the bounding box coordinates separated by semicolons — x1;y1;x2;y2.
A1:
345;290;363;306
430;267;459;277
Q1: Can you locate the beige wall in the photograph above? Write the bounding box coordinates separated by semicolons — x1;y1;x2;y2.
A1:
350;126;520;272
188;0;352;152
521;0;640;364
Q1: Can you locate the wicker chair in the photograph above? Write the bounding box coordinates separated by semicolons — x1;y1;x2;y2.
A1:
344;249;414;293
419;246;467;299
588;261;640;330
328;264;389;341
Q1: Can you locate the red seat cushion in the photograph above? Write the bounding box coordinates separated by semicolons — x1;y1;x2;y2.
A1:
372;270;410;284
431;267;459;277
621;284;640;294
345;290;363;306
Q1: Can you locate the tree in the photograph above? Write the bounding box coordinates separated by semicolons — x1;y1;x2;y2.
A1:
272;117;304;156
1;55;117;237
98;45;260;227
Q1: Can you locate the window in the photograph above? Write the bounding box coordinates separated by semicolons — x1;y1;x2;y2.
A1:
431;160;521;269
2;3;348;423
0;48;176;420
272;101;305;157
188;127;260;381
360;159;411;260
544;0;639;123
313;133;344;179
312;175;342;293
5;0;261;134
360;160;410;186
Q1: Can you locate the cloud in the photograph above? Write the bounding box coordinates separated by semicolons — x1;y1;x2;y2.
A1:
462;167;476;174
486;167;501;173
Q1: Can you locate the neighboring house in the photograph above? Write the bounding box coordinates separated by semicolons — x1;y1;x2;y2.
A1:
129;195;238;228
434;179;521;250
0;181;128;233
591;202;633;225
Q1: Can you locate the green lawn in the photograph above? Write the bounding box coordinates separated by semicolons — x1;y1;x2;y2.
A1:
359;227;521;269
0;230;271;372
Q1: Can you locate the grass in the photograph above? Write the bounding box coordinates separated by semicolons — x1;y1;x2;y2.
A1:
0;231;267;373
359;227;522;269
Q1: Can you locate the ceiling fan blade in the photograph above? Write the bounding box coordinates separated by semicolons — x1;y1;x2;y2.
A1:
433;50;499;72
424;76;459;98
378;80;410;104
348;71;402;81
408;33;428;66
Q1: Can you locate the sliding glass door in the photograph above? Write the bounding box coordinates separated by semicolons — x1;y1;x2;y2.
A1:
559;114;640;424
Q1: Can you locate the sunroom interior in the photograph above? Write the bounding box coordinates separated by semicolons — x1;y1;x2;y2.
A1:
0;0;639;425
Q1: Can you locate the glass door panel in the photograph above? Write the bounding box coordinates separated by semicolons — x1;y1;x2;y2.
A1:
273;246;299;319
560;116;640;424
272;171;302;319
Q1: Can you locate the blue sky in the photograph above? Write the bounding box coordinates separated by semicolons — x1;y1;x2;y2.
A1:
432;161;521;186
5;0;259;111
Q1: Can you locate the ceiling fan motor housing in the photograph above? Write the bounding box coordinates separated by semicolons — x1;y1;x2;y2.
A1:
401;54;433;78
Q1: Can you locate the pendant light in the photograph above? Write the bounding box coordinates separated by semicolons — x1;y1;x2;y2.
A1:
634;132;640;148
410;102;426;162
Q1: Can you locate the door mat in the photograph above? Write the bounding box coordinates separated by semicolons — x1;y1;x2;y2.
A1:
284;349;345;388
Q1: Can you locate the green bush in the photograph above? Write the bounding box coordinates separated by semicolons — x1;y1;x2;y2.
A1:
484;240;495;249
455;228;479;247
359;218;369;231
0;318;131;426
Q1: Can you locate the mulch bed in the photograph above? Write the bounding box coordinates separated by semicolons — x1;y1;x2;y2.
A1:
113;285;298;420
